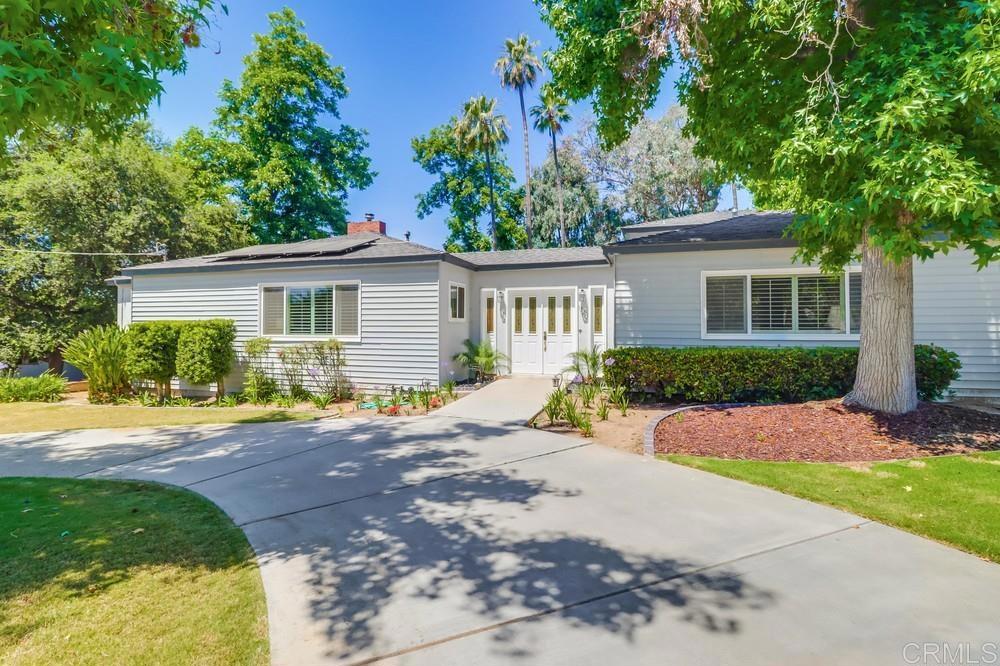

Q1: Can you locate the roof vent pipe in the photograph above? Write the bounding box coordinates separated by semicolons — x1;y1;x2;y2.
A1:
364;212;375;221
405;231;411;241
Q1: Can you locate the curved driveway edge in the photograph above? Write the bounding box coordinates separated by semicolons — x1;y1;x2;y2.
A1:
2;414;998;665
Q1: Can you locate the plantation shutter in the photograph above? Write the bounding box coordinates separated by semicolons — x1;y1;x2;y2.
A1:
797;275;845;332
262;287;285;335
705;276;746;334
335;284;359;337
287;287;313;335
751;277;793;331
314;286;333;335
849;273;862;333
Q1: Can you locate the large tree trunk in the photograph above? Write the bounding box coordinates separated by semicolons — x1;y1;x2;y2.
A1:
485;149;498;250
843;221;918;414
518;87;533;248
551;130;567;247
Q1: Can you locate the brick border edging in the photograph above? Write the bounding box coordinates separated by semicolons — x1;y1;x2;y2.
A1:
643;402;757;457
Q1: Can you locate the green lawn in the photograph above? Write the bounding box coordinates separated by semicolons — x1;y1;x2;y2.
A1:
667;451;1000;563
0;402;317;434
1;478;268;665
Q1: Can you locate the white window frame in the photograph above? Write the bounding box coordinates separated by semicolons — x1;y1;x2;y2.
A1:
257;280;362;342
448;281;467;322
701;267;861;341
480;288;497;341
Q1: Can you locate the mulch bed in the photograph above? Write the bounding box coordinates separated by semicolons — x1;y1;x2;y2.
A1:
655;400;1000;462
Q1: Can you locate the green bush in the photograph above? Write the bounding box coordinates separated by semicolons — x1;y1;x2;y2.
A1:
176;320;237;399
124;321;183;399
0;372;68;403
63;325;131;403
308;340;351;399
603;344;961;404
240;337;278;404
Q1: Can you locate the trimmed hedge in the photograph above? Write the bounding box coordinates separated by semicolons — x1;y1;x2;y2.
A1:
176;320;237;399
603;345;961;404
124;321;183;398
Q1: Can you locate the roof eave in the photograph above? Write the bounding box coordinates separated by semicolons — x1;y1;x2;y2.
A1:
121;253;449;276
604;237;799;255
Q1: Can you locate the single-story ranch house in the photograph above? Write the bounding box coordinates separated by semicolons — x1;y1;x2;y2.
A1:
109;211;1000;402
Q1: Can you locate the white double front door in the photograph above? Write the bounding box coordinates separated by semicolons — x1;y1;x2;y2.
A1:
509;289;576;375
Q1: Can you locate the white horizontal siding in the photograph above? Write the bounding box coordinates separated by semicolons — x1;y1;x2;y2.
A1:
130;262;441;392
615;247;1000;400
913;250;1000;398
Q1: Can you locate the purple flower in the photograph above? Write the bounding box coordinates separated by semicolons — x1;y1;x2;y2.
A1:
604;357;616;367
572;374;584;384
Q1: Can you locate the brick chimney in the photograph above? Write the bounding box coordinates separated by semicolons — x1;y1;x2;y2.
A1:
347;212;387;236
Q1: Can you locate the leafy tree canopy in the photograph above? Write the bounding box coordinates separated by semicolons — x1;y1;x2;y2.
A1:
530;142;622;247
539;0;1000;269
0;124;250;366
576;106;720;222
184;8;374;243
412;118;526;252
0;1;219;142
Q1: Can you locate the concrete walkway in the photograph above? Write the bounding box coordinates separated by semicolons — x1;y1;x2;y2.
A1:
2;415;999;665
435;375;552;423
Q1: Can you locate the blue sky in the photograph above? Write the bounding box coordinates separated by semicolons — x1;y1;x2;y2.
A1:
150;0;737;248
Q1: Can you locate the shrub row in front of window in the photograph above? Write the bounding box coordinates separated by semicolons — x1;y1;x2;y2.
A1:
64;320;236;403
602;345;962;404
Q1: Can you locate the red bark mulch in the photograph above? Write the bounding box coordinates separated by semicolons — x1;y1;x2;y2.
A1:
655;400;1000;462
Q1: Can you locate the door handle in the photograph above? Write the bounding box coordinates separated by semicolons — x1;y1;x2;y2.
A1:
543;330;547;351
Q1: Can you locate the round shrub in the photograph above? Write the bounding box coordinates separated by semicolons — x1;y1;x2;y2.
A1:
176;320;237;399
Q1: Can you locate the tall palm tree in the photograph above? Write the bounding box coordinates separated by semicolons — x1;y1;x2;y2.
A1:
455;95;509;250
495;34;542;248
531;86;572;247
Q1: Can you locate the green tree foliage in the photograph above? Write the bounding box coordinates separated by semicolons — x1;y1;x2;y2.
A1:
539;0;999;413
412;118;525;252
185;8;374;243
496;34;543;245
575;107;720;221
455;96;513;250
0;124;250;367
530;85;573;246
530;144;621;247
0;1;218;142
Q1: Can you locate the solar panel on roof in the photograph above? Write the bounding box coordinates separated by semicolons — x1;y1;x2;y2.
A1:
210;234;378;261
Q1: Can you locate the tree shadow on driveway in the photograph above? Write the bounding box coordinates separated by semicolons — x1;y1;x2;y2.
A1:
239;418;777;663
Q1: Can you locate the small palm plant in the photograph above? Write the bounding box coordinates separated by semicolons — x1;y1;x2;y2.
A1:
564;346;603;384
63;325;131;403
453;339;509;382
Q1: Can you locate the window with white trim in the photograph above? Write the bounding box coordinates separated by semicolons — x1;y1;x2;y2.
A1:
449;283;466;321
261;283;360;337
704;270;860;338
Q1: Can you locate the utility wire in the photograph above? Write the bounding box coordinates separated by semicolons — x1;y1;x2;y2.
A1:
0;247;166;257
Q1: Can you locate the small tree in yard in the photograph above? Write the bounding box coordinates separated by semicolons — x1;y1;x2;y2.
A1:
176;320;237;400
539;0;999;414
124;322;182;401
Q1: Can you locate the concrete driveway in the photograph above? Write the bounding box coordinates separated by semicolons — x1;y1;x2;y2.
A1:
3;407;999;665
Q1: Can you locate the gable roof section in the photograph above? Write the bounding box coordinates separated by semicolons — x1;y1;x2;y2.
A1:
619;209;750;234
606;210;796;254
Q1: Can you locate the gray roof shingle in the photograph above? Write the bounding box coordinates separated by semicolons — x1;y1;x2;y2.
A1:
607;210;795;252
452;246;608;269
619;209;752;232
